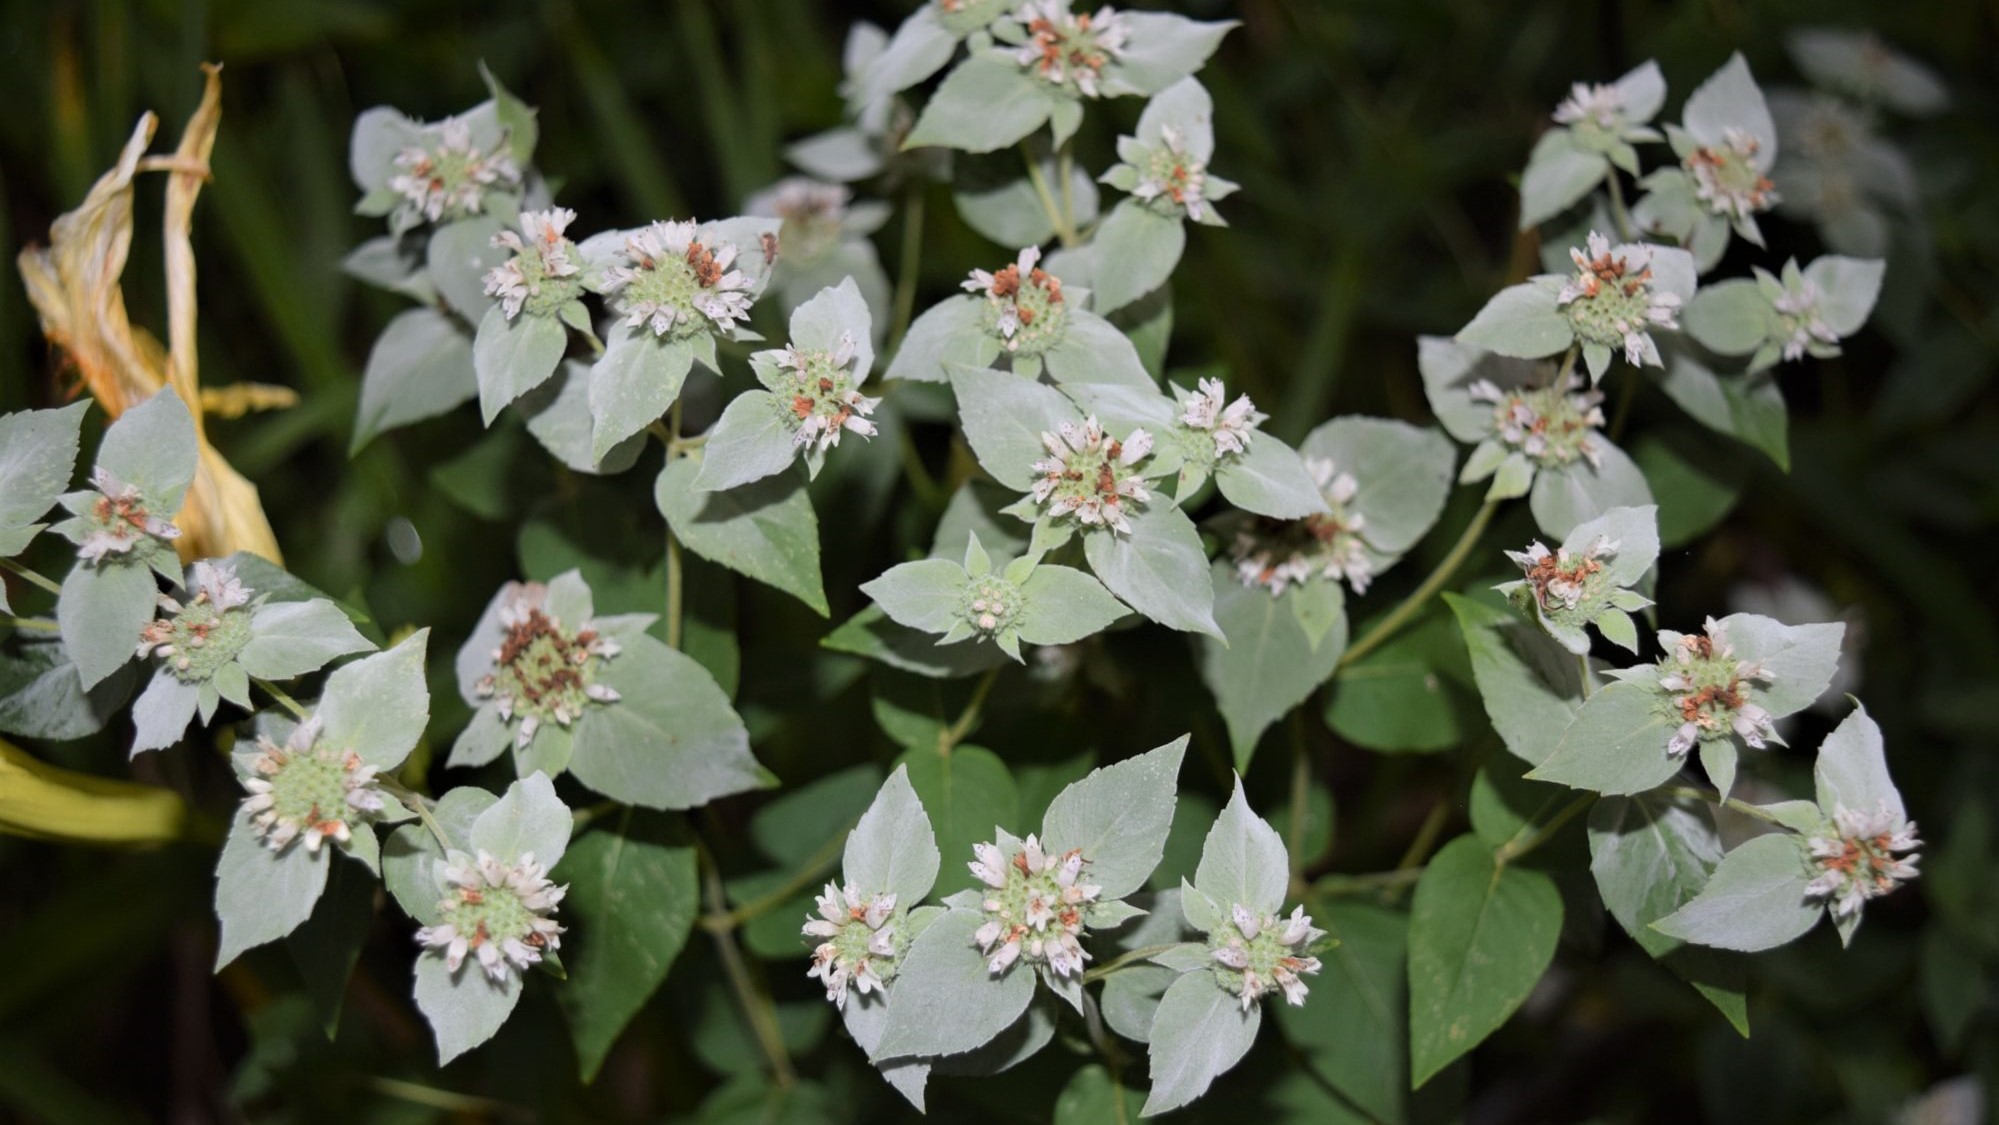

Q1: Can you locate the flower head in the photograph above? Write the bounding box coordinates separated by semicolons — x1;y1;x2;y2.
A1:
389;118;521;224
1557;232;1681;368
414;849;567;983
1771;275;1841;362
771;331;879;454
1468;374;1606;469
970;834;1101;977
1506;535;1619;613
136;561;256;681
1804;801;1921;921
749;177;850;261
1231;458;1375;595
1685;127;1778;221
484;207;582;320
601;220;756;340
238;715;386;854
963;245;1068;357
961;572;1025;638
1028;416;1153;535
1013;1;1132;98
475;583;623;749
1131;125;1217;221
1553;82;1628;131
802;882;905;1008
1654;617;1777;757
1208;903;1323;1010
71;467;180;564
1179;377;1264;459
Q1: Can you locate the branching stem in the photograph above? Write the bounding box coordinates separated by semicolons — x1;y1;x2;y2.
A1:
0;558;63;597
1339;500;1499;668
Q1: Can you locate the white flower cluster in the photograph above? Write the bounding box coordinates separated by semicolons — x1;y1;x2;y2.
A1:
74;467;179;564
1029;416;1153;534
1657;617;1777;756
240;715;386;854
1552;82;1628;130
802;882;900;1008
475;583;622;749
1231;458;1375;595
414;850;567;983
1013;1;1131;98
1468;374;1606;469
602;220;755;340
1685;127;1778;221
1179;377;1264;458
1133;125;1216;222
1804;802;1921;921
969;835;1101;977
484;208;581;320
1772;277;1840;362
963;245;1068;353
136;560;255;680
776;331;880;453
1505;535;1617;612
1557;232;1681;367
389;118;520;223
1210;903;1324;1010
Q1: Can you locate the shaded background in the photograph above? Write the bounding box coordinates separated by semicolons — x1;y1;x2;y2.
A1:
0;0;1996;1122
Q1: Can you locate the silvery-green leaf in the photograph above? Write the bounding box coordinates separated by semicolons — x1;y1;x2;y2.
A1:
861;5;958;102
1140;969;1261;1117
1040;735;1186;901
1083;504;1221;639
349;105;418;193
1683;53;1778;161
1016;565;1127;645
1785;28;1948;116
953;151;1100;249
238;599;374;681
904;54;1055;154
130;670;199;755
590;326;696;460
518;362;646;475
843;984;932;1109
1090;200;1185;316
1106;13;1236;97
885;296;991;383
1684;279;1777;356
823;605;1011;680
1519;129;1609;230
58;560;157;690
1299;416;1457;556
569;634;765;810
470;772;573;867
1527;680;1679;794
98;389;199;515
1178;879;1222;932
948;364;1079;490
1199;563;1346;769
1652;833;1820;952
381;787;495;921
449;704;511;768
214;807;330;969
1564;503;1660;589
474;304;569;424
0;633;137;740
342;234;436;301
317;629;430;771
1407;834;1562;1086
788;276;877;374
656;457;827;616
1654;346;1789;469
861;559;967;636
874;908;1038;1059
427;216;506;323
1135;76;1216;158
1101;964;1179;1044
1290;577;1344;651
1724;613;1844;719
1456;281;1572;359
844;765;940;904
413;950;521;1065
1193;776;1290;916
1417;336;1543;444
1214;437;1330;519
1803;255;1885;336
353;307;476;453
1058;381;1180;453
789;127;884;183
1813;702;1901;821
1041;311;1158;389
0;400;87;532
1530;439;1653;540
693;391;800;492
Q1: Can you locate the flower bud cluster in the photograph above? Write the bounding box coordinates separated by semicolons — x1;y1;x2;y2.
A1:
1208;903;1324;1010
968;834;1101;977
414;850;567;983
1655;616;1777;756
803;882;904;1008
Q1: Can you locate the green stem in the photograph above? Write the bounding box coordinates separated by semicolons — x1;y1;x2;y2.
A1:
938;666;1001;752
1608;369;1639;442
1022;143;1079;247
1056;136;1077;237
1394;800;1449;876
1605;172;1635;243
700;844;797;1087
1;615;59;633
1553;340;1580;387
1339;499;1499;668
1577;653;1595;700
0;558;63;597
1081;943;1184;985
1311;867;1425;897
251;677;309;720
379;778;452;852
1659;785;1795;827
700;817;855;932
888;185;926;353
665;399;685;652
1496;793;1594;866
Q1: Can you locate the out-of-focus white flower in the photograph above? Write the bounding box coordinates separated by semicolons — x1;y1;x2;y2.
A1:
1804;801;1921;921
389;118;521;224
1230;457;1376;595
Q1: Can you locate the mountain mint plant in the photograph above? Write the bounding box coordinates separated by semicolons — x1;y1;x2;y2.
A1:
0;18;1949;1116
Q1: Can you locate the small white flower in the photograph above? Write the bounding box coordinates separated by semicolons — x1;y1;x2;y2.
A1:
1653;617;1777;758
601;219;756;340
1553;82;1626;130
1211;902;1323;1011
483;207;581;320
1230;457;1375;596
1470;373;1607;468
1772;277;1840;361
801;881;902;1008
773;331;879;455
1804;801;1921;922
1685;127;1778;221
1012;1;1131;98
1029;416;1153;535
389;118;521;223
416;849;566;982
1558;232;1681;369
239;715;384;855
75;467;180;563
1130;124;1217;221
1180;377;1265;458
970;834;1100;978
474;581;623;749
